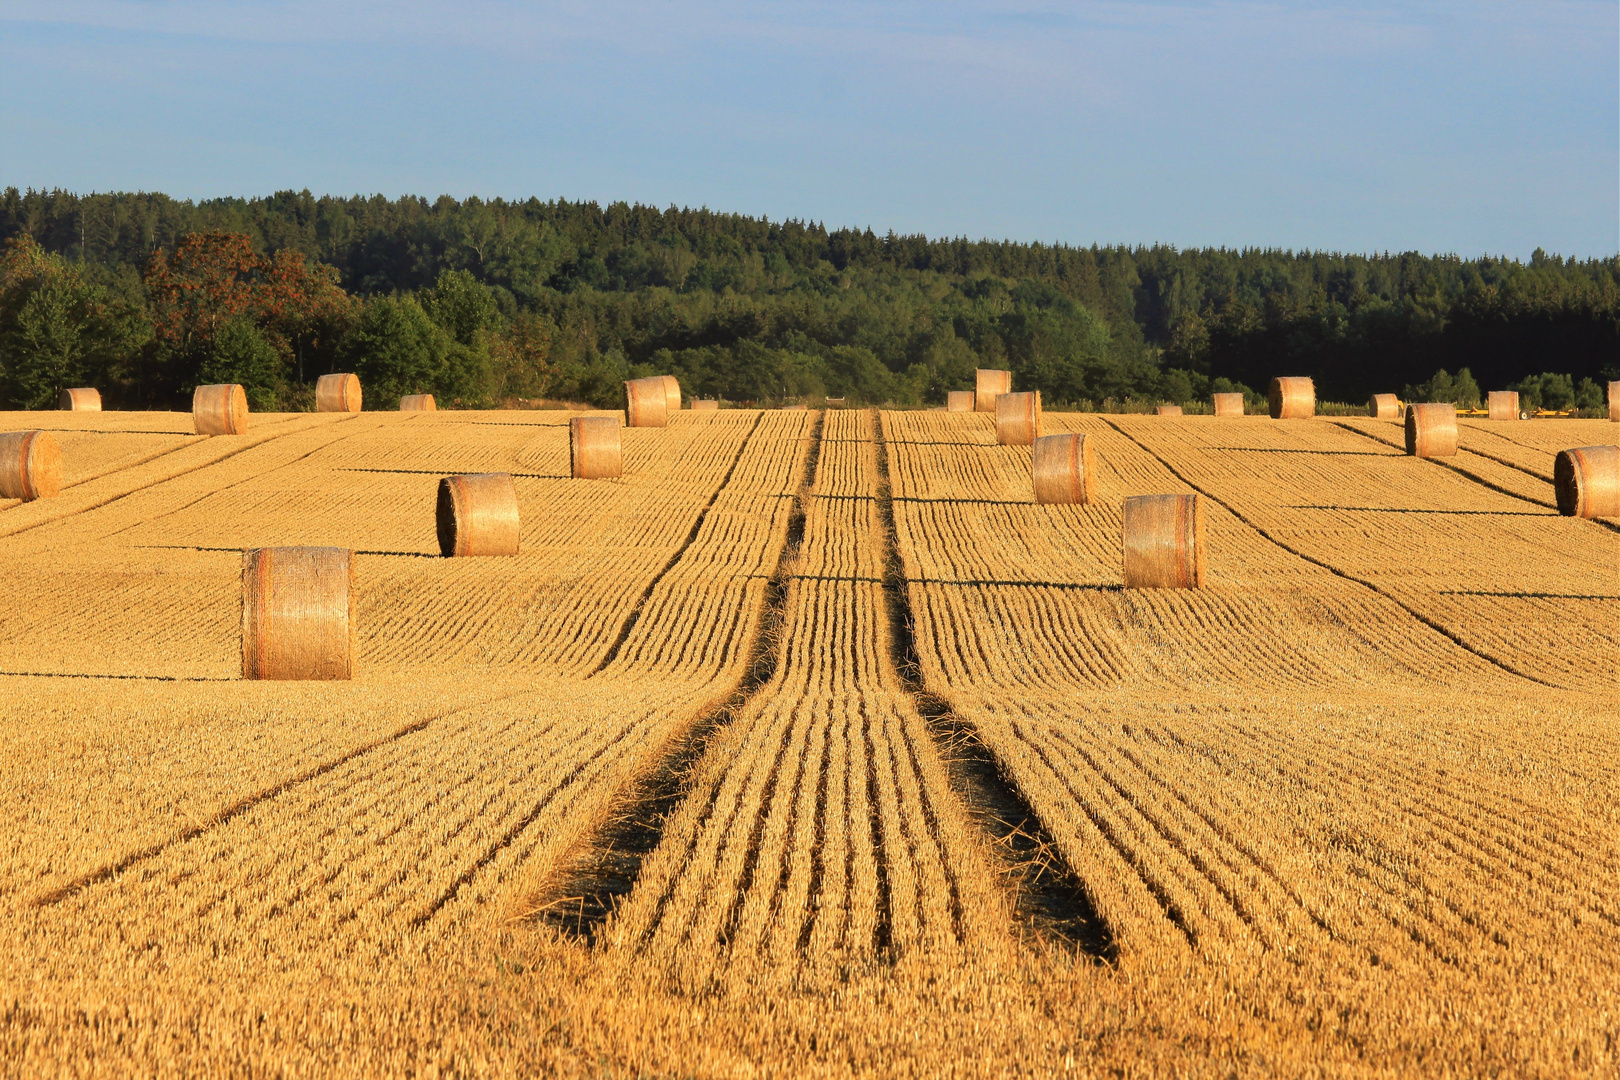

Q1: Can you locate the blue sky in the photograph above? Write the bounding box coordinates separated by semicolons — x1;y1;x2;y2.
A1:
2;1;1615;257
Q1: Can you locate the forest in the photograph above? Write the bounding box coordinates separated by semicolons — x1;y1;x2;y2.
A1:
1;187;1616;412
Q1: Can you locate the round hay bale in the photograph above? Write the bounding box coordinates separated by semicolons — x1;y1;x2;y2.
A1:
996;391;1042;446
1608;381;1619;422
1269;377;1315;419
399;394;437;411
625;377;668;428
437;473;520;557
946;390;975;412
58;388;101;411
1031;433;1096;505
1369;394;1400;419
690;400;719;412
1405;403;1458;458
1154;404;1183;416
571;416;623;479
975;369;1012;413
0;430;62;501
315;373;362;413
1212;393;1245;417
660;375;682;413
1487;391;1519;421
194;384;249;435
1554;446;1620;518
241;546;353;680
1123;494;1204;589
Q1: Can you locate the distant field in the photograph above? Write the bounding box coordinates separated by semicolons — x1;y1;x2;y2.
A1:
0;407;1614;1077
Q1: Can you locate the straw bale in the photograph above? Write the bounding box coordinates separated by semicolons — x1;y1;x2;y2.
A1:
1487;391;1519;421
1122;493;1204;588
690;400;719;412
1405;403;1458;458
1154;404;1183;416
193;384;249;435
315;373;362;413
1269;377;1315;419
241;546;353;680
0;430;62;500
436;473;521;556
399;394;437;411
1553;445;1620;518
946;390;974;412
1609;381;1619;422
571;416;623;479
975;369;1011;412
1212;393;1244;417
1030;433;1095;505
1369;394;1400;418
625;377;668;428
58;388;101;411
995;391;1042;446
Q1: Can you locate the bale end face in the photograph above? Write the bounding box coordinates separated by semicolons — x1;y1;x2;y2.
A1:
193;384;249;435
1405;403;1458;458
315;373;363;413
1370;394;1400;419
1031;433;1095;505
1487;391;1519;421
625;377;669;428
570;416;623;479
1212;393;1244;417
0;430;62;501
399;394;437;411
241;547;353;680
59;388;101;411
946;390;975;413
659;375;681;413
1154;404;1183;416
1269;377;1316;419
1554;446;1620;518
995;391;1042;446
975;369;1011;413
1122;494;1204;589
437;473;521;556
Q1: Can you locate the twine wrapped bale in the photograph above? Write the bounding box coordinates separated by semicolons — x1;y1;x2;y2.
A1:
241;547;353;680
946;391;975;412
1370;394;1400;419
1031;433;1096;505
437;473;520;557
193;384;249;435
1405;403;1458;458
1608;382;1619;422
975;369;1012;413
1554;446;1620;518
625;377;668;428
58;388;101;411
0;430;62;501
996;391;1042;446
1488;391;1519;421
1122;494;1204;589
315;373;362;413
690;400;719;412
660;375;682;413
399;394;437;411
1269;377;1315;419
1155;405;1183;416
1212;393;1244;417
571;416;622;479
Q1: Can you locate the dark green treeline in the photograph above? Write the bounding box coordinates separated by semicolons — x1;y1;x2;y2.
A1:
3;187;1617;410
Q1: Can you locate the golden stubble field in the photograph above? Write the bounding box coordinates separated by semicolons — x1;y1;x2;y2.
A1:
0;406;1614;1077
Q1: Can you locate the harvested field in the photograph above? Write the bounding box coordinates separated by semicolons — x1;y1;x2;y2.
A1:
0;406;1614;1076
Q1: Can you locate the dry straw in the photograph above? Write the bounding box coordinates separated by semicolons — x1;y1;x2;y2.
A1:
1370;394;1400;419
946;390;975;413
690;400;719;412
660;375;682;413
1154;404;1183;416
0;430;62;501
1031;433;1095;505
625;377;669;428
1487;391;1519;421
1122;493;1204;588
316;373;363;413
571;416;623;479
437;473;521;556
1553;446;1620;518
1608;381;1619;422
193;384;249;435
996;391;1041;446
1212;393;1244;417
975;369;1011;413
399;394;437;411
1269;377;1316;419
1405;403;1458;458
241;546;353;680
58;388;101;411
